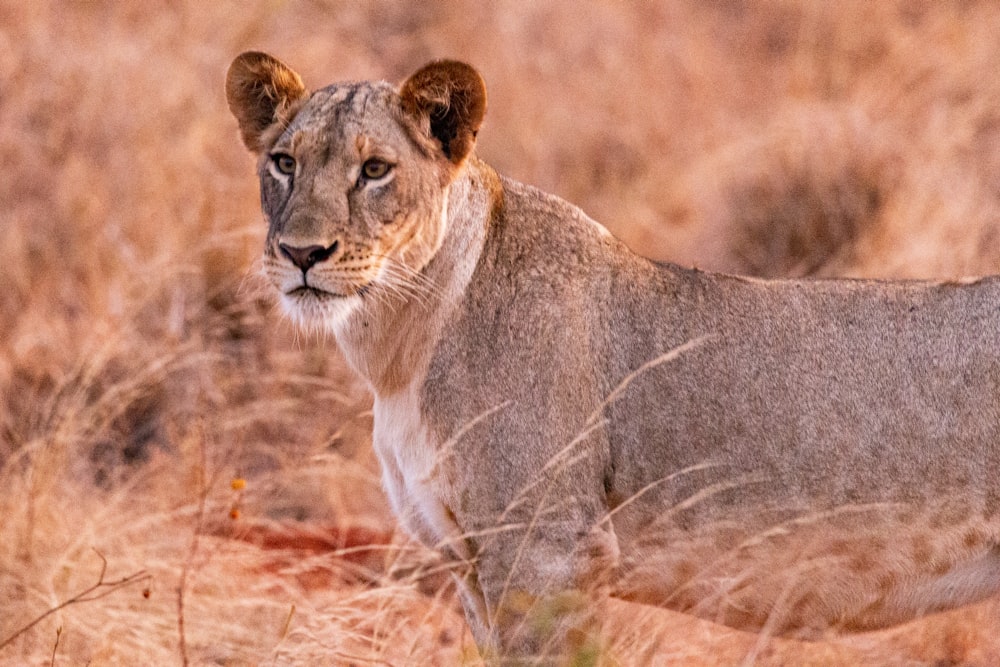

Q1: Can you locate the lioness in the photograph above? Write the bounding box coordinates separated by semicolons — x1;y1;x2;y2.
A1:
226;53;1000;661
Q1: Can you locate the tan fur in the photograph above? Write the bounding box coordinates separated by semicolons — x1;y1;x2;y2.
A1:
227;54;1000;663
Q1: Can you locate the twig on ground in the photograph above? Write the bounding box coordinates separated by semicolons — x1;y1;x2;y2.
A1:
50;626;61;667
0;549;150;652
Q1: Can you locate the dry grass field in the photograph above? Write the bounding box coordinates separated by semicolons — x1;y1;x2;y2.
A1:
5;1;1000;664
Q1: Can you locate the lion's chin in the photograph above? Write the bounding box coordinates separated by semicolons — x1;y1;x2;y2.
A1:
279;287;361;333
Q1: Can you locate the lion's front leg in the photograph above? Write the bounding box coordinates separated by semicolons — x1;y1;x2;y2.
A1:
459;504;619;664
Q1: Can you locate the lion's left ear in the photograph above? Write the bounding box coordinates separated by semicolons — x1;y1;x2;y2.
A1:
400;60;487;166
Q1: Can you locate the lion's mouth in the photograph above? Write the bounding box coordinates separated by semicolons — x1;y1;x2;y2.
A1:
286;285;346;299
278;282;363;329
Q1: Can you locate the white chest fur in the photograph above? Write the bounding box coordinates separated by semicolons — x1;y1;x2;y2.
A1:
372;392;468;560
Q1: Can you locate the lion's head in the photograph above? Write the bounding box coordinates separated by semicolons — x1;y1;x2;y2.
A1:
226;52;486;330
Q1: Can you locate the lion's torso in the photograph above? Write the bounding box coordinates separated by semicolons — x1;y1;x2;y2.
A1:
419;173;1000;633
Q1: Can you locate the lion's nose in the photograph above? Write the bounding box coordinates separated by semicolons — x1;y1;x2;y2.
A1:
278;241;338;272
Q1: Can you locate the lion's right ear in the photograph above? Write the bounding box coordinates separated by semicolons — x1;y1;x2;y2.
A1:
226;52;307;153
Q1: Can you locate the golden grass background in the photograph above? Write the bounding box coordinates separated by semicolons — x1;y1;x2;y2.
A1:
4;1;1000;664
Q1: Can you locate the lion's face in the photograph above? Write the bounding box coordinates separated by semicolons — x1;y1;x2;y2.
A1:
226;53;486;332
258;83;451;330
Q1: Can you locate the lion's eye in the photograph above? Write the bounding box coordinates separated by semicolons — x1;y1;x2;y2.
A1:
272;153;296;176
361;158;391;181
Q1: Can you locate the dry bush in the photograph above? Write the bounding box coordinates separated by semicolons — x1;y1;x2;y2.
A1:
3;1;1000;665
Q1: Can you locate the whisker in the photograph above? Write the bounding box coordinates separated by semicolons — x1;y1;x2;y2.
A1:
368;256;443;308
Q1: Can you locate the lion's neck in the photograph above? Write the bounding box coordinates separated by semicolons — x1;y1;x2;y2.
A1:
333;157;500;396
